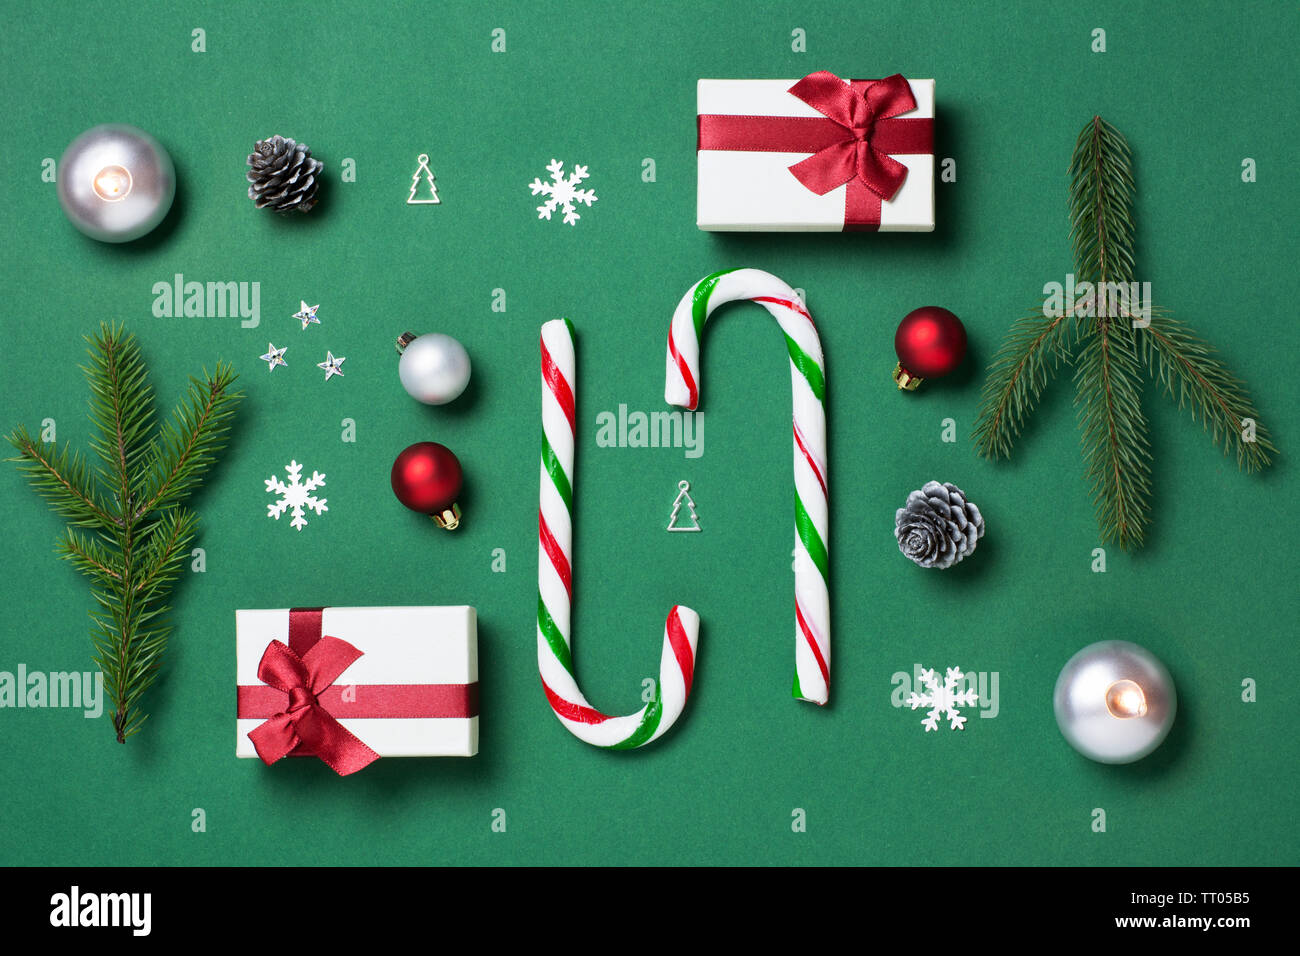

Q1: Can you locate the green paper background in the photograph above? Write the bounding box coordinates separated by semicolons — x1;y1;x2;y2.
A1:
1;0;1296;866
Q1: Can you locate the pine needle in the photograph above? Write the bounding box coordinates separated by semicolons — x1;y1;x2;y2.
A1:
1070;117;1136;287
5;427;116;529
972;303;1075;459
1140;307;1275;471
6;324;242;743
1075;317;1151;549
1069;115;1152;548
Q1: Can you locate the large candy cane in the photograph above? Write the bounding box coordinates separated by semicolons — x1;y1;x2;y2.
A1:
538;318;701;748
665;268;830;705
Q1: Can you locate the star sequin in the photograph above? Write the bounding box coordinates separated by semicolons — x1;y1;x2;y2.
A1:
293;301;321;330
317;351;345;381
259;343;288;371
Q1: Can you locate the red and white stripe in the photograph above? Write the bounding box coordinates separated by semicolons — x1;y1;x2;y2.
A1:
665;269;830;704
538;318;701;748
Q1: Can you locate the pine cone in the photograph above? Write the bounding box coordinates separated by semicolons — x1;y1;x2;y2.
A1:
246;135;323;213
895;481;984;569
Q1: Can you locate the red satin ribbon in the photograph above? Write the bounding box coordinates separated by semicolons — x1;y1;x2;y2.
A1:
697;71;933;232
240;607;479;776
237;682;480;720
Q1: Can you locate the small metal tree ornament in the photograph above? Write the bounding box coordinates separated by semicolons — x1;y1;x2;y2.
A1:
666;480;701;532
406;154;441;205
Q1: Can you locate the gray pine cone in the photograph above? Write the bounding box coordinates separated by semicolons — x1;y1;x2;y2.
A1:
895;480;984;569
246;135;323;213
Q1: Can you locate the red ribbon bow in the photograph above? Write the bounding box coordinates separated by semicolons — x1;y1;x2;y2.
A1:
246;635;380;777
785;71;916;201
697;71;933;231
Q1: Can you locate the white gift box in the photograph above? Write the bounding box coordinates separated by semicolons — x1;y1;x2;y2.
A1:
696;76;935;232
236;605;478;760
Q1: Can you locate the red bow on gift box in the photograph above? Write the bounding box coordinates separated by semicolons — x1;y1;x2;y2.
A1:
697;70;934;231
245;634;380;776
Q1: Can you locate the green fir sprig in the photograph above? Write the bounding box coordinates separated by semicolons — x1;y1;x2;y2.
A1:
6;324;241;742
973;117;1274;550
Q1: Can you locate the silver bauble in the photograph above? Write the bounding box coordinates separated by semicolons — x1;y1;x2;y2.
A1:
398;333;471;405
57;124;176;243
1054;640;1176;764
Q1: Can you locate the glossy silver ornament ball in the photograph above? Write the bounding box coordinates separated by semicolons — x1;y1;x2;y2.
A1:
57;124;175;243
397;333;471;405
1054;640;1176;764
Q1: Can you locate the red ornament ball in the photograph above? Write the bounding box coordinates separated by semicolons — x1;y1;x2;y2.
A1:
893;306;967;389
391;442;462;514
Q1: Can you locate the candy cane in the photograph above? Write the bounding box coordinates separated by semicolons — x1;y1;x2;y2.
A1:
538;318;700;748
665;268;830;705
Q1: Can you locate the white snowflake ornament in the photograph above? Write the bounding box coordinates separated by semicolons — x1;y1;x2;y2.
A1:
907;666;979;732
529;159;597;226
265;460;328;531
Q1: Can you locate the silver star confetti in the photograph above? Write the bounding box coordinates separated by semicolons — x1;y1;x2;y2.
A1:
317;351;346;381
293;300;321;330
259;343;288;371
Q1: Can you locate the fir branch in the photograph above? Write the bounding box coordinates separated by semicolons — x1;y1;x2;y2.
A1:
976;116;1276;550
86;584;140;742
1070;115;1151;549
7;323;242;744
136;363;241;519
973;304;1076;459
1070;116;1135;286
55;528;123;585
5;427;117;529
1075;317;1152;550
84;325;157;512
134;509;199;598
1139;308;1275;471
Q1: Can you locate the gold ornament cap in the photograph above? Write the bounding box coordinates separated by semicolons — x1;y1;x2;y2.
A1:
431;502;462;531
892;362;923;391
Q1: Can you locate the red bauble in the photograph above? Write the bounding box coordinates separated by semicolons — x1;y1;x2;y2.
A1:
391;442;463;530
893;306;967;390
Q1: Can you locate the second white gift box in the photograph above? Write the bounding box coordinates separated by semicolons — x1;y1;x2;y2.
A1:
696;71;935;232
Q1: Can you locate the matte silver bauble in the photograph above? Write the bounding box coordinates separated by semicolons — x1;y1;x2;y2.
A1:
57;124;175;243
397;332;471;405
1054;640;1176;764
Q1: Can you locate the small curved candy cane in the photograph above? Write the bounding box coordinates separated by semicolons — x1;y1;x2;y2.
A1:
665;268;830;704
538;318;700;748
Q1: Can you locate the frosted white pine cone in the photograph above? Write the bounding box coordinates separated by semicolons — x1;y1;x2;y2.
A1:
247;135;323;213
894;480;984;569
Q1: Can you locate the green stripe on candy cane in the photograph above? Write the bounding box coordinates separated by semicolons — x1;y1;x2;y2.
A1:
784;334;825;403
692;268;742;338
537;596;573;677
541;432;572;510
795;491;829;584
609;689;663;751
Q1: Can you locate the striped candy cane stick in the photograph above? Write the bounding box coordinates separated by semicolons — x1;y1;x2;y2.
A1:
665;268;830;705
538;318;701;749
